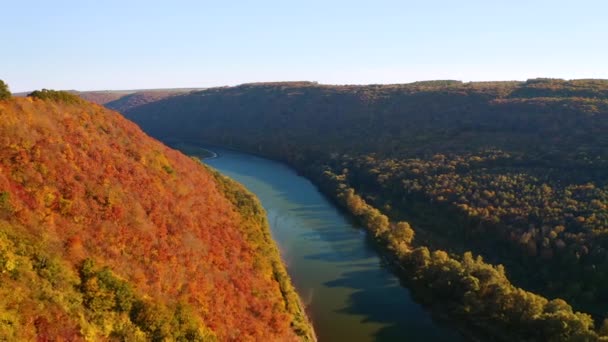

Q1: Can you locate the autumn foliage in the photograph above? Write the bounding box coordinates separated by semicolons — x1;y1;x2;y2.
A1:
120;79;608;340
0;91;313;340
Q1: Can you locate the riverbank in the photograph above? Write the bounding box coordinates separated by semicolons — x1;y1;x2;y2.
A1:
204;162;317;341
173;141;606;341
174;141;465;340
164;140;218;159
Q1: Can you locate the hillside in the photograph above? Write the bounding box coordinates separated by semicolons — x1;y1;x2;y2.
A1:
77;89;203;113
122;79;608;340
76;90;134;105
103;90;193;113
14;89;200;114
0;88;313;340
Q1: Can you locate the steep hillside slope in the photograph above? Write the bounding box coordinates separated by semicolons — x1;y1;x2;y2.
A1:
124;80;608;165
122;79;608;340
104;91;189;113
0;92;313;340
76;90;133;105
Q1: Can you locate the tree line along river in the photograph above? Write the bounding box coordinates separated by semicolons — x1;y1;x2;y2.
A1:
197;146;460;342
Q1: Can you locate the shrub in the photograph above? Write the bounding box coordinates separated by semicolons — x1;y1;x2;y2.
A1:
28;89;82;104
0;80;10;100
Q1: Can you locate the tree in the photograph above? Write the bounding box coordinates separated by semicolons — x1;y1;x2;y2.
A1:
27;89;82;103
393;221;415;245
0;80;10;100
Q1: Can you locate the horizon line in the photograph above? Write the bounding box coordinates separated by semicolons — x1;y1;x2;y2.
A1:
10;77;608;94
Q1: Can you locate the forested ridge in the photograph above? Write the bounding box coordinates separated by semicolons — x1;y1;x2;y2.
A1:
76;89;200;114
0;85;314;341
14;88;198;115
122;78;608;340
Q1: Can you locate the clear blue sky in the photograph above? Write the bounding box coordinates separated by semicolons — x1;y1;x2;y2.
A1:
2;0;606;92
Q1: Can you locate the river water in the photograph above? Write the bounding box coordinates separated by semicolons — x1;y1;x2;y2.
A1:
199;147;460;342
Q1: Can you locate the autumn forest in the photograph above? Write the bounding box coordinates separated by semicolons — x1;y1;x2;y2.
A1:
119;79;608;341
2;77;608;341
0;83;313;341
5;0;608;339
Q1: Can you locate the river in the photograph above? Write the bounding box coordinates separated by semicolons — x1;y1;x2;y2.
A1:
197;146;460;342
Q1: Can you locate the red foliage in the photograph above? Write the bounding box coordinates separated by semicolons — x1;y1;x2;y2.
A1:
0;98;300;341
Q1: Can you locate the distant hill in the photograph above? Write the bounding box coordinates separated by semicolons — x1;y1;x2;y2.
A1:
121;79;608;341
123;79;608;163
0;89;313;340
13;88;204;113
76;90;135;105
77;88;204;108
101;91;189;113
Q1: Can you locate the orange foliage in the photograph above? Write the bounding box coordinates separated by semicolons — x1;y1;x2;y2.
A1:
0;97;303;341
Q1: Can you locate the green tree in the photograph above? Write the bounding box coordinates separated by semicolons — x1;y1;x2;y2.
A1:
0;80;10;100
28;89;81;103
